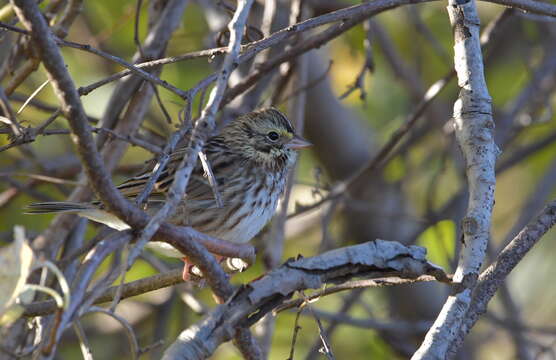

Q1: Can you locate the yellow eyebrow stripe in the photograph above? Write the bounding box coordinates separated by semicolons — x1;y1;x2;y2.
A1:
277;130;293;138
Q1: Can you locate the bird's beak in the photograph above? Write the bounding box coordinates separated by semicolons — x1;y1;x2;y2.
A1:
286;134;312;149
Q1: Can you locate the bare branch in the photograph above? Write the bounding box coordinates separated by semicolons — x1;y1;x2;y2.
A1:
81;306;140;360
0;24;189;100
448;200;556;356
412;0;497;357
276;275;442;313
485;0;556;17
162;240;448;360
10;0;254;289
22;268;184;317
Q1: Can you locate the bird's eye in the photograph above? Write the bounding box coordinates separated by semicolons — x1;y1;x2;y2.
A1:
266;131;280;142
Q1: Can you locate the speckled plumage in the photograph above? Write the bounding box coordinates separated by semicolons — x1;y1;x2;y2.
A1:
27;108;309;258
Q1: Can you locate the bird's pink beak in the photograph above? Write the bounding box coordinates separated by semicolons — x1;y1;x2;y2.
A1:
286;134;312;149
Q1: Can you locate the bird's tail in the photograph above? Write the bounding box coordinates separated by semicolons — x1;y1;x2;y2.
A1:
25;202;95;214
26;201;130;231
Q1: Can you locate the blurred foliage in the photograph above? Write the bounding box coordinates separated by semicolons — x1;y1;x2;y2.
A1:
1;0;556;358
416;220;455;269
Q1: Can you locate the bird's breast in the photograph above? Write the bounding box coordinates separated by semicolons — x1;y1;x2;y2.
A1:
213;171;287;243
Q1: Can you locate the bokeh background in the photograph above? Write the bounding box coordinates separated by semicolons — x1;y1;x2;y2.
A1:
1;0;556;358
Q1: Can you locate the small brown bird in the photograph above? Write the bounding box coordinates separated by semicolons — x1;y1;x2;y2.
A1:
28;108;310;278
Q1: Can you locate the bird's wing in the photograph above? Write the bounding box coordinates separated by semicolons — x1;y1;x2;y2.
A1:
116;137;231;205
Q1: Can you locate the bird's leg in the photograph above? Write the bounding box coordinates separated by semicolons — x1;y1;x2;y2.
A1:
180;255;228;281
180;254;252;281
181;257;196;281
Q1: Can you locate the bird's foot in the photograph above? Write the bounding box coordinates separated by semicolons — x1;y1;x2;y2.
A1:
222;257;249;273
180;257;203;281
180;255;250;281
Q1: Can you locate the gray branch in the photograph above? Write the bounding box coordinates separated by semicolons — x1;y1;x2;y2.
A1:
162;240;448;360
448;200;556;356
412;0;497;358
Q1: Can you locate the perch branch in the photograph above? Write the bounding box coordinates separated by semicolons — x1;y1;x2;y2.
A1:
162;240;448;360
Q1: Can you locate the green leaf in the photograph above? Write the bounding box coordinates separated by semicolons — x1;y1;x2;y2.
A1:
416;220;456;269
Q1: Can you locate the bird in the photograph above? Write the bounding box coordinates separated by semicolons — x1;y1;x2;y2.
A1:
27;108;311;279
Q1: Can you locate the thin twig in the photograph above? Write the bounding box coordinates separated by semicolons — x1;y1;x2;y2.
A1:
73;321;93;360
302;291;336;360
0;21;189;99
23;268;184;317
276;275;442;313
198;150;224;208
286;305;305;360
82;306;139;360
17;78;49;114
448;200;556;356
339;17;374;101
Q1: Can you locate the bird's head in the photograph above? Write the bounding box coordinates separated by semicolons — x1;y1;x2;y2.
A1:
223;108;311;171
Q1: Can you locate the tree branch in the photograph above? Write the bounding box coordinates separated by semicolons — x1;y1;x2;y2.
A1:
412;0;497;358
447;200;556;356
22;268;184;317
162;240;449;360
9;0;254;278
